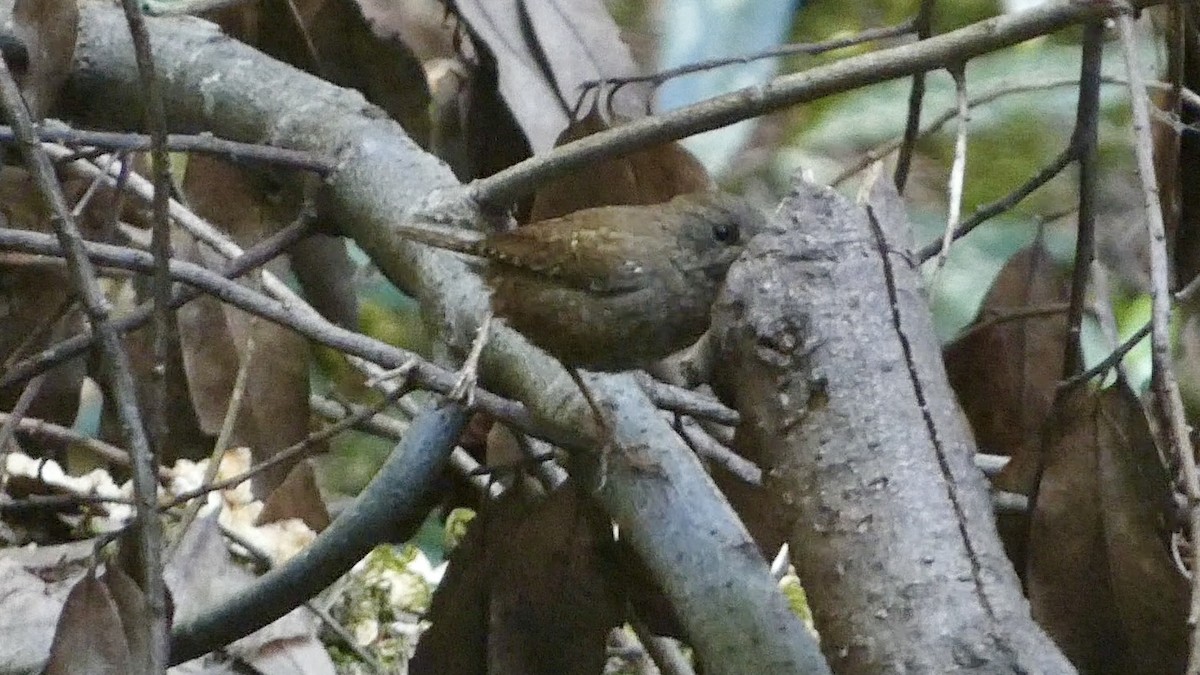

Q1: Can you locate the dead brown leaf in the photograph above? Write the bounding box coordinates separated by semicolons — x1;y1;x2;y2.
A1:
179;157;313;497
412;482;619;675
944;243;1069;486
528;105;713;222
258;459;331;532
450;0;649;153
43;569;134;675
1095;385;1187;674
208;0;432;147
1026;384;1187;674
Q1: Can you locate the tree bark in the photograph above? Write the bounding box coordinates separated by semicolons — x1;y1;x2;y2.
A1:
712;173;1074;673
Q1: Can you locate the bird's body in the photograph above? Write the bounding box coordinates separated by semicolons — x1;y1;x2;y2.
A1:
397;192;765;371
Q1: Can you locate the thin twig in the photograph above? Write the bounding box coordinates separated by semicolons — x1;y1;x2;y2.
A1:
932;63;971;275
915;147;1074;262
0;242;588;455
0;209;315;389
0;49;168;665
677;417;761;485
581;20;917;92
1058;321;1150;390
1116;15;1200;674
70;152;117;219
833;75;1200;187
169;315;258;553
0;375;43;485
0;124;334;174
1062;22;1104;378
116;0;175;663
161;388;406;511
894;0;935;192
0;493;137;511
82;150;326;327
308;395;504;499
950;303;1071;343
635;373;740;426
0;411;174;479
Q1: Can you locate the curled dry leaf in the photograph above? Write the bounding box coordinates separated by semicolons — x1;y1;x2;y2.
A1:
43;569;133;675
1026;384;1186;674
943;243;1069;487
1094;385;1186;674
528;105;714;222
411;483;619;675
943;243;1069;572
178;157;314;498
450;0;649;153
257;459;331;533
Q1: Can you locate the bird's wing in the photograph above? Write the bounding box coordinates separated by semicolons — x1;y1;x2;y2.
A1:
482;224;654;295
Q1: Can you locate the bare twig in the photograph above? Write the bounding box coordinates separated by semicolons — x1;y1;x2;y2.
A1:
894;0;936;192
915;147;1074;262
162;388;405;511
581;19;916;93
635;373;740;426
169;314;258;552
950;303;1071;343
1116;14;1200;674
1062;22;1104;378
0;124;334;174
1;493;137;511
0;375;43;485
932;63;971;274
833;75;1200;187
115;0;175;663
307;395;504;499
0;226;594;460
0;411;174;479
0;209;314;388
1059;321;1151;390
0;49;168;666
677;417;761;485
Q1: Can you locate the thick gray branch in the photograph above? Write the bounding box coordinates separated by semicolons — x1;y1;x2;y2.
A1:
712;175;1073;673
66;7;822;673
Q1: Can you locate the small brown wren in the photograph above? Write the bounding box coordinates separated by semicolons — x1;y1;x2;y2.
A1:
397;191;766;371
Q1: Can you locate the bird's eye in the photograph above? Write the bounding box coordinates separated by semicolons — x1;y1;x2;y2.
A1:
711;222;739;244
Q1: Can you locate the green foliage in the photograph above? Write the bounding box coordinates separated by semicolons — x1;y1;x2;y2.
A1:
443;507;476;553
326;544;442;671
779;573;817;636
